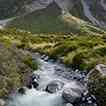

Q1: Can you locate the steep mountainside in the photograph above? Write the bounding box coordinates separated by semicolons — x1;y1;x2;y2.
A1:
8;2;80;33
5;1;105;34
0;0;106;28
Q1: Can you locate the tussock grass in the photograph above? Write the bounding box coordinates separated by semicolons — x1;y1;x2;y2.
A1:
0;28;106;70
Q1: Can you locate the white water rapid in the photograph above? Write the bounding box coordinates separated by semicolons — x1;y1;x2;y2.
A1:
8;89;64;106
7;54;97;106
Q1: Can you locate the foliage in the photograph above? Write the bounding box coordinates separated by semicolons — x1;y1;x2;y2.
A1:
0;28;106;71
23;55;38;70
0;41;38;97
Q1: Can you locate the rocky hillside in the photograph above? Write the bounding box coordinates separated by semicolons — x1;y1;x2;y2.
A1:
0;0;106;29
0;0;32;19
4;2;105;34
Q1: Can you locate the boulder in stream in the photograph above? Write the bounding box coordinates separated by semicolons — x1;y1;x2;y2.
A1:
0;99;6;106
45;80;64;93
26;73;40;89
66;103;73;106
62;81;86;104
87;64;106;106
18;87;27;95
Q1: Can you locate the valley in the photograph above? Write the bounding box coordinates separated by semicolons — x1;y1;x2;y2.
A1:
0;0;106;106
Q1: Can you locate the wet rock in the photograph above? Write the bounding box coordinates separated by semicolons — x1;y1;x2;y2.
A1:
58;57;64;63
18;87;26;95
87;64;106;106
55;67;62;72
26;84;32;89
0;99;6;106
62;81;86;104
31;74;39;88
66;103;73;106
32;79;39;88
26;73;39;89
41;54;46;59
31;73;40;82
87;64;106;79
45;80;64;93
44;56;49;61
80;91;97;106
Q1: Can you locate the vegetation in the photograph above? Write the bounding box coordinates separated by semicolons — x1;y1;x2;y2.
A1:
0;26;106;106
0;29;39;97
23;55;38;70
0;28;106;104
0;28;106;71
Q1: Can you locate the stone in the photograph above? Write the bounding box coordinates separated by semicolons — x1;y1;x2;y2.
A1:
32;79;39;88
26;73;39;89
18;87;26;95
87;64;106;79
66;103;73;106
62;81;86;104
0;99;6;106
45;80;64;93
31;73;40;81
87;64;106;106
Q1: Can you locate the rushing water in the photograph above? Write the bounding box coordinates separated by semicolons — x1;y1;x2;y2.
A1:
7;53;97;106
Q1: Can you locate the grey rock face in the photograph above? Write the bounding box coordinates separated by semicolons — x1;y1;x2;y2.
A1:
0;99;6;106
0;0;106;27
87;64;106;79
62;81;86;104
66;103;73;106
87;64;106;106
18;87;27;95
26;73;40;89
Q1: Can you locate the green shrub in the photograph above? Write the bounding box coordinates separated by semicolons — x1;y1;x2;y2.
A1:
23;55;38;70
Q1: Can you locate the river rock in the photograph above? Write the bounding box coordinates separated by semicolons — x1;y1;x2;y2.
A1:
32;79;39;88
0;99;6;106
45;80;64;93
62;81;86;104
66;103;73;106
87;64;106;106
18;87;27;95
26;73;39;89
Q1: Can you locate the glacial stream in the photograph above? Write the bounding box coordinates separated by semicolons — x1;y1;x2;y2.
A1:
7;53;97;106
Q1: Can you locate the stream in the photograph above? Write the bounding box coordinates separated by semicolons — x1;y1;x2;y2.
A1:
7;53;97;106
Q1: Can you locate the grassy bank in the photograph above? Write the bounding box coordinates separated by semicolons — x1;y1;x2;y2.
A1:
0;28;106;71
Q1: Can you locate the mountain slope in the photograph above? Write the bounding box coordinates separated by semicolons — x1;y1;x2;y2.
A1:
7;2;77;33
0;0;106;28
7;2;105;35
